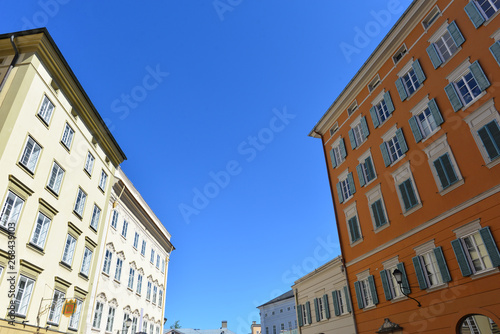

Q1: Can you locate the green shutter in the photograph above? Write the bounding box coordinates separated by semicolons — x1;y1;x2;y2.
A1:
368;275;378;305
361;116;370;138
380;270;393;301
478;122;500;160
340;138;347;159
297;305;303;327
412;59;426;84
479;227;500;267
348;129;357;149
356;164;366;187
330;149;337;169
306;301;312;324
447;21;465;47
464;2;485;29
427;44;443;69
433;246;452;283
441;153;458;185
395;78;407;101
370;106;380;128
490;41;500;66
365;156;375;181
380;142;391;167
469;61;490;91
384;92;395;114
349;217;360;242
332;291;340;316
314;298;320;322
343;286;351;312
372;200;386;228
348;172;356;195
396;128;408;153
445;83;463;112
409;116;423;143
399;179;417;211
323;294;330;319
451;239;473;277
354;281;364;309
397;262;411;294
336;182;344;204
434;156;448;188
412;256;428;290
428;98;444;126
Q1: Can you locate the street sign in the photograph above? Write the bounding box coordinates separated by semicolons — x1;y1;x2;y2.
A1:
62;300;77;317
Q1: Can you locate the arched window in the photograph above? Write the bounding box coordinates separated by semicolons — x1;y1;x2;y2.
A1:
459;314;498;334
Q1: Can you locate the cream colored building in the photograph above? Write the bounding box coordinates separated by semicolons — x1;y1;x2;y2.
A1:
292;257;356;334
86;167;174;334
0;28;126;333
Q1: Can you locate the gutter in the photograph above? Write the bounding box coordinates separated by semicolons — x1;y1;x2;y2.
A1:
0;34;19;94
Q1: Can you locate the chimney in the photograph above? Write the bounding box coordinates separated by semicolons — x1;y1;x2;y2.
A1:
252;321;256;325
222;321;227;329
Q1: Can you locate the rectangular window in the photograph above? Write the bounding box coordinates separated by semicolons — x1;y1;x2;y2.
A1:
13;275;35;316
137;274;143;295
106;306;115;332
152;285;158;304
133;232;139;249
337;289;345;314
121;220;128;238
0;191;24;230
20;136;42;173
80;247;93;276
156;254;160;268
371;200;387;228
61;123;75;149
114;258;123;281
302;304;307;325
477;120;500;161
273;325;276;334
422;6;440;29
476;0;500;19
111;210;118;229
435;31;459;62
348;216;361;243
30;212;51;249
48;289;65;324
455;71;481;105
74;188;87;217
357;156;376;187
99;170;108;190
382;267;403;300
317;297;324;320
131;317;138;333
103;249;112;275
146;281;152;300
150;249;155;263
330;138;346;169
402;68;420;96
47;162;64;195
427;22;464;68
93;301;104;328
90;205;101;230
158;289;163;306
375;99;390;124
128;267;135;289
62;234;76;266
281;324;284;331
433;153;459;189
419;252;443;287
122;314;129;333
84;152;94;175
38;95;54;124
161;258;165;273
68;299;83;330
360;279;374;308
417;107;438;138
398;179;419;211
463;232;494;272
387;136;403;162
381;129;408;167
141;240;147;256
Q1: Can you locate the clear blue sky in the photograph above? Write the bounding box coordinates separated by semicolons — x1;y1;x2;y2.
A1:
3;1;411;333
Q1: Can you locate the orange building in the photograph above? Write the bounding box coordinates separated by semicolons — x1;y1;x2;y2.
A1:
310;0;500;333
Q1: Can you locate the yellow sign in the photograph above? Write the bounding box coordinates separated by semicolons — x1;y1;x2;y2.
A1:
62;300;76;317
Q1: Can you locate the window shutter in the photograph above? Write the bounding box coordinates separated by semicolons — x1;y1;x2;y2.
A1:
441;153;458;186
464;2;485;28
380;142;391;167
399;180;412;211
348;172;356;195
356;164;366;187
348;129;357;149
412;256;428;289
384;92;395;114
365;157;375;181
433;246;452;283
297;305;303;327
379;270;393;301
332;291;340;316
330;149;337;169
323;294;330;319
340;138;347;159
305;301;312;324
354;281;364;309
409;116;423;143
451;239;473;277
370;106;380;128
447;21;465;47
361;116;370;138
434;156;450;189
348;217;360;242
444;83;463;112
426;44;443;69
479;227;500;267
490;41;500;66
396;128;408;153
343;286;351;313
372;200;386;228
428;98;444;126
397;262;411;294
336;182;344;204
412;59;426;84
478;123;500;160
314;298;320;322
395;78;407;101
368;275;379;305
469;61;490;91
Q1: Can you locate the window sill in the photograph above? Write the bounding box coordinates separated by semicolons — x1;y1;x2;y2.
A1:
483;10;500;26
78;272;89;281
402;202;423;217
390;295;408;304
136;292;141;297
101;271;110;278
439;178;465;196
0;225;14;237
405;84;424;102
354;139;367;151
471;267;499;280
389;154;406;168
59;261;72;271
127;287;133;292
342;195;354;205
460;91;487;112
438;47;462;69
113;279;121;284
373;221;390;234
60;141;71;153
363;177;377;188
486;156;500;169
47;321;59;327
84;168;92;179
98;185;105;194
26;242;45;255
16;162;36;179
420;126;441;144
72;210;83;221
45;186;60;199
425;282;448;293
121;234;127;241
334;160;346;169
36;114;51;129
362;304;376;311
350;237;364;247
89;225;97;234
377;114;394;129
68;327;78;332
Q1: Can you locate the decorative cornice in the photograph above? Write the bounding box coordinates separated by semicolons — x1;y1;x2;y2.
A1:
19;259;44;274
39;197;58;216
54;276;72;288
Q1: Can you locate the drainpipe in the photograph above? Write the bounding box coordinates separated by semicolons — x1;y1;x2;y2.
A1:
0;34;19;93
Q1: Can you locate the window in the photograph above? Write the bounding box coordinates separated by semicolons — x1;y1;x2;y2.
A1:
37;95;54;124
399;179;418;211
329;122;339;136
93;301;104;328
68;299;83;330
80;247;93;276
281;324;284;331
356;156;376;186
74;188;87;217
433;153;459;189
161;258;165;273
465;0;500;28
314;296;326;321
329;138;347;169
412;246;451;289
150;324;154;334
103;249;112;275
273;325;276;334
137;274;143;295
150;249;155;263
47;162;64;195
156;254;160;269
13;275;35;316
20;136;42;173
84;152;94;175
90;205;101;230
266;327;269;334
62;234;77;266
121;220;128;238
354;276;378;309
106;306;115;332
365;184;389;231
61;123;75;149
301;304;309;325
380;128;408;167
99;170;108;190
30;212;51;249
427;21;464;68
133;232;139;249
48;289;65;324
347;101;358;116
396;60;426;101
380;262;408;301
128;267;135;289
114;258;123;281
422;6;440;29
409;99;443;142
336;172;355;204
131;317;138;333
332;287;351;316
141;240;146;256
478;120;500;161
348;116;369;149
158;288;163;306
146;281;152;300
152;285;158;304
445;61;489;111
371;200;388;229
122;314;130;333
392;162;422;215
368;75;381;92
347;216;361;243
370;92;395;128
392;44;407;64
0;191;24;230
111;210;118;229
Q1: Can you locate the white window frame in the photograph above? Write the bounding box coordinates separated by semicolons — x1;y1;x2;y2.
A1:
47;289;65;325
0;190;25;230
137;274;143;295
37;95;55;125
365;184;390;232
68;299;83;330
74;188;87;217
397;59;421;97
357;149;377;186
381;124;405;165
372;91;391;125
150;249;155;263
446;59;484;109
92;301;104;329
103;249;112;275
90;204;101;230
121;220;128;238
422;5;441;30
392;162;422;216
61;234;77;266
350;115;366;147
141;240;147;256
408;97;441;141
331;137;345;167
61;123;75;150
414;241;445;289
105;306;115;332
428;21;460;64
114;257;123;282
84;152;95;175
19;136;42;174
47;161;64;195
99;170;108;191
381;257;403;300
30;212;51;249
146;281;152;301
80;247;93;277
152;285;158;304
475;0;500;20
338;169;353;203
317;297;325;320
128;267;135;289
133;232;139;249
13;275;35;316
111;210;119;229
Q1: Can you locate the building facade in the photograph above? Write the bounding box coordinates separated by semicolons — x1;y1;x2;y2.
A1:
310;0;500;333
257;291;298;334
250;321;261;334
86;167;174;334
166;321;237;334
292;256;356;334
0;29;126;333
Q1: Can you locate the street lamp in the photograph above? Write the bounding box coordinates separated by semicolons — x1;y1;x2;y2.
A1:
124;317;132;333
392;269;421;307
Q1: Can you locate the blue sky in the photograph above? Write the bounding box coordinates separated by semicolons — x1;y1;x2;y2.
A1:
3;1;411;332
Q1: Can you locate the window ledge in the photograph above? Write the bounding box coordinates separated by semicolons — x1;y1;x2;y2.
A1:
439;178;465;196
350;237;364;247
342;195;354;205
354;140;368;151
16;162;36;179
127;287;133;292
362;304;377;311
420;126;442;144
334;160;346;169
403;203;423;217
439;47;462;69
98;185;105;194
45;186;60;199
364;178;377;188
425;283;448;293
36;114;51;129
471;267;499;280
373;222;391;234
47;321;59;327
136;292;141;297
72;211;83;221
68;327;78;332
78;273;89;281
390;295;408;303
389;154;407;168
60;141;71;153
113;278;121;284
378;114;394;129
26;242;45;255
0;225;13;237
59;261;72;271
405;84;424;102
121;234;127;241
485;156;500;169
84;169;92;178
483;10;500;26
102;271;110;278
461;91;487;112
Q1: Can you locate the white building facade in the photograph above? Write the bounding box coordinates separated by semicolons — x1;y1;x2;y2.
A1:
257;291;298;334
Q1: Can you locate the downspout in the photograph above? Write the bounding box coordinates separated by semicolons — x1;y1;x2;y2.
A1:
0;35;19;93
